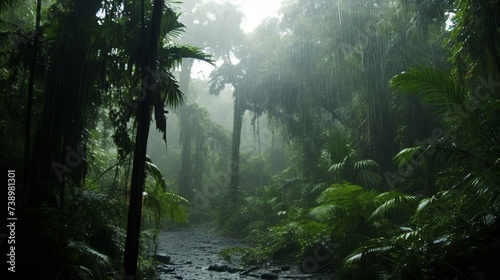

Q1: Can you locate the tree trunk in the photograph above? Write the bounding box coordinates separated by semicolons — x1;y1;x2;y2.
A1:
122;0;163;278
192;126;204;192
229;91;243;198
178;108;194;201
177;59;195;200
27;0;100;208
179;59;194;93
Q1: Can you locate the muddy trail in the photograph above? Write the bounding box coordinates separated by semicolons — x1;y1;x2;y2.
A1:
155;224;334;280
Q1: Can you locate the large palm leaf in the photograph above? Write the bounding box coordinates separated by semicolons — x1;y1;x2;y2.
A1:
143;157;190;225
390;67;467;117
152;8;214;141
390;67;499;177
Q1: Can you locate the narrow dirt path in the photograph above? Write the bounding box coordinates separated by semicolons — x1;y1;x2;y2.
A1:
156;224;334;280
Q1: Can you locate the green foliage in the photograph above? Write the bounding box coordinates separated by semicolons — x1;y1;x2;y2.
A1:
227;183;384;272
390;67;467;117
343;33;500;279
143;155;191;228
343;184;500;279
25;188;125;279
318;127;382;188
447;0;500;79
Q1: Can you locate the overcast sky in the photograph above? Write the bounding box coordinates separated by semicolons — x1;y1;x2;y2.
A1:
190;0;282;79
234;0;282;33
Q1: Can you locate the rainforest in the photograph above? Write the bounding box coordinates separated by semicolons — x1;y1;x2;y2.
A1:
0;0;499;279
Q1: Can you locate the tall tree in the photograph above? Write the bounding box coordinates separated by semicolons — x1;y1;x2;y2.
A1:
122;0;164;277
176;0;244;202
122;0;212;277
27;0;101;207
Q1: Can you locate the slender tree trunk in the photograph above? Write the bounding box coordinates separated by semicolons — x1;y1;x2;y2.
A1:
192;127;204;191
122;83;152;279
178;109;193;200
229;91;243;198
179;59;194;93
122;0;163;278
177;59;194;200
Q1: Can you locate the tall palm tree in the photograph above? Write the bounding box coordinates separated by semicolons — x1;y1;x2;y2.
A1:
122;1;212;279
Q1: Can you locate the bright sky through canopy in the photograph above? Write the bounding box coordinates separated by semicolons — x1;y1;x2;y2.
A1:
192;0;282;78
232;0;281;33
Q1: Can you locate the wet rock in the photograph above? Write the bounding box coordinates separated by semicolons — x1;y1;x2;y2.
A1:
208;263;229;272
281;265;291;271
261;272;279;279
155;253;171;264
227;266;240;273
158;265;175;273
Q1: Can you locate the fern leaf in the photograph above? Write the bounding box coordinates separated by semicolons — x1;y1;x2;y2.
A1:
308;204;339;221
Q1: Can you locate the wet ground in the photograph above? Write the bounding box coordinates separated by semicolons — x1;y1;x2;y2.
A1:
156;224;334;280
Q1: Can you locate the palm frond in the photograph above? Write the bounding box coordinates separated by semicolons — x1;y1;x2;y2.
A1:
395;227;420;242
66;240;114;278
151;69;184;142
343;237;394;269
163;192;190;223
390;67;467;116
328;162;345;174
354;159;379;171
415;196;436;215
166;45;214;68
317;183;364;205
155;68;184;108
369;193;419;221
310;182;329;194
145;157;167;190
392;147;421;165
162;5;185;39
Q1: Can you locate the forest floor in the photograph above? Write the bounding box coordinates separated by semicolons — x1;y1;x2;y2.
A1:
155;223;334;280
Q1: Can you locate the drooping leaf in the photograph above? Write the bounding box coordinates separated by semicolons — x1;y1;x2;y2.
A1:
369;193;419;221
343;237;394;269
390;67;468;116
145;157;167;190
392;146;421;165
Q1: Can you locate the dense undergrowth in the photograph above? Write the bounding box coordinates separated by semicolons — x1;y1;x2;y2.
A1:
217;66;500;279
